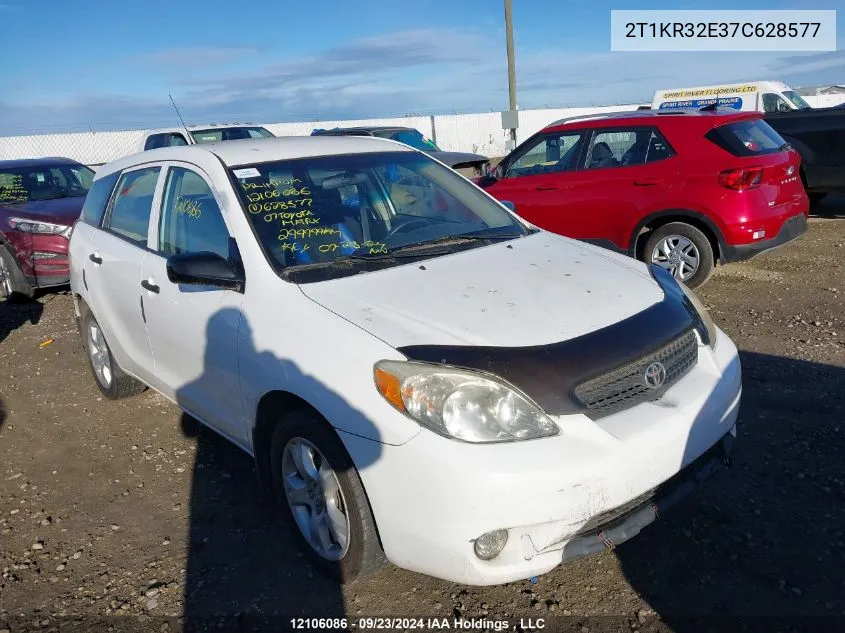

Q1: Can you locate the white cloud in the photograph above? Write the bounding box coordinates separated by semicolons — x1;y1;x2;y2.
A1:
1;28;843;135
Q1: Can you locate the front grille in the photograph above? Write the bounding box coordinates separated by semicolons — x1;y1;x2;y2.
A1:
573;329;698;419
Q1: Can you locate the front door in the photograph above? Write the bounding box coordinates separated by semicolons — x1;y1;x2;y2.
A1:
483;129;589;237
140;163;246;444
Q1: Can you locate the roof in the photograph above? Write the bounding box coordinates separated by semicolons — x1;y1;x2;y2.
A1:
97;135;416;176
0;156;84;169
313;126;414;134
146;123;267;135
544;108;757;130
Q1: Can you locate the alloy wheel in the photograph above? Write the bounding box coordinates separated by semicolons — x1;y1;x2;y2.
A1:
281;437;351;561
651;235;700;282
87;321;113;388
0;256;12;298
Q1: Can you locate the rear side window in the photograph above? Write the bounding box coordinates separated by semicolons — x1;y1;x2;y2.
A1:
105;167;161;245
80;171;119;227
706;119;787;157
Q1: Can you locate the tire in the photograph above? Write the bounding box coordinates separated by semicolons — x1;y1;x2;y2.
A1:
78;303;147;399
644;222;715;289
270;409;386;584
0;245;35;301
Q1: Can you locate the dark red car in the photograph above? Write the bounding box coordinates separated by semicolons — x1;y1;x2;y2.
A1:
478;110;809;287
0;157;94;299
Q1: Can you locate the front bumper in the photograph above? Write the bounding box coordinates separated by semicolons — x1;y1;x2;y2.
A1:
347;329;742;585
722;212;807;263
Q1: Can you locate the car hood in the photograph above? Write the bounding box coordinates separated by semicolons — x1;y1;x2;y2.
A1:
425;150;488;168
299;232;664;349
0;196;85;227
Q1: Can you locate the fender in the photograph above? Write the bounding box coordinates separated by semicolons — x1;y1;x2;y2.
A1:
627;209;728;260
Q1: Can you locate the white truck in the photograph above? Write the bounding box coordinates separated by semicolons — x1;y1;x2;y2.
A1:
651;80;812;114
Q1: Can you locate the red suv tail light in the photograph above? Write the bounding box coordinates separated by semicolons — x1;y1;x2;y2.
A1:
719;167;764;191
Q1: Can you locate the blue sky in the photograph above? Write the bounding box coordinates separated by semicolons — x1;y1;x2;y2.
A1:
0;0;842;135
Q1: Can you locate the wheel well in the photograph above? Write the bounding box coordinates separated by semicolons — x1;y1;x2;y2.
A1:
635;214;722;264
252;390;387;550
253;391;319;491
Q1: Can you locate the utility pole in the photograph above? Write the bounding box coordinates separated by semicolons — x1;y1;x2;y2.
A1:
503;0;518;148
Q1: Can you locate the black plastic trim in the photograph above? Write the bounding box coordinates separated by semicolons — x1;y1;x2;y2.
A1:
721;212;808;263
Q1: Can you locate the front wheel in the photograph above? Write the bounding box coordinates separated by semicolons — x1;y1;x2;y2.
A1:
270;409;386;583
0;246;34;301
644;222;715;289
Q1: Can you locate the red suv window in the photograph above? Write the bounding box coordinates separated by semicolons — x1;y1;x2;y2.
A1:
705;119;787;157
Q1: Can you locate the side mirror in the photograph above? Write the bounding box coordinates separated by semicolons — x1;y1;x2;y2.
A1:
495;164;506;179
778;102;792;113
500;200;516;212
166;251;245;292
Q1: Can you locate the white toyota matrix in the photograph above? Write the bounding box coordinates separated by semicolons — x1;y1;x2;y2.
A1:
69;136;741;585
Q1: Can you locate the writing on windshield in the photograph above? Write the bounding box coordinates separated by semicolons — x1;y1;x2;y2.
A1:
230;151;525;280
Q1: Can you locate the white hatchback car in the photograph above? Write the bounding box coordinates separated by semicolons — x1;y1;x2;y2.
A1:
69;136;741;586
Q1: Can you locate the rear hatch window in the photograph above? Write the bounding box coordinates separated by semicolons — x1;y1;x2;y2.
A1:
705;119;788;157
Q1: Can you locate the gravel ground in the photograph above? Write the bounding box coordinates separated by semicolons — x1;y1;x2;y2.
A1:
1;204;843;633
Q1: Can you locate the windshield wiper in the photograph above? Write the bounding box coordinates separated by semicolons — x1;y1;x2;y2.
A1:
386;231;525;255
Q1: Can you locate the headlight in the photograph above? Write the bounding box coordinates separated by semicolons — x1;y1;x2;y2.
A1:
8;217;72;237
374;360;559;443
678;281;718;349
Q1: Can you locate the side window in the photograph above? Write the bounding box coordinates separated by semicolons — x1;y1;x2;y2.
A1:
158;167;231;260
80;171;120;227
144;133;188;150
762;93;790;113
507;132;585;177
106;167;160;245
644;129;675;164
586;130;639;169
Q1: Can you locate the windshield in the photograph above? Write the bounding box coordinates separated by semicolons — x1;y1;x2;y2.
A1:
230;151;527;281
0;164;94;204
190;126;275;144
782;91;812;110
373;129;440;151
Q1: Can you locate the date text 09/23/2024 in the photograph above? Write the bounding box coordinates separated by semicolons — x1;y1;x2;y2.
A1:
289;617;549;631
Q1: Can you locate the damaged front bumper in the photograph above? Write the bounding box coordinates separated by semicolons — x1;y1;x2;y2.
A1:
559;428;735;564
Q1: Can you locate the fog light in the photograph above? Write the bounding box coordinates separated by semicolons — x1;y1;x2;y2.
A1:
473;529;508;560
752;230;766;240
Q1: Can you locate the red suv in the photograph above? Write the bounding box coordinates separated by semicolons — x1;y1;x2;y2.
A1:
0;158;94;299
478;110;809;287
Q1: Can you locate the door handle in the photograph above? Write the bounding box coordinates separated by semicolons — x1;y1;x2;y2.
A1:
633;179;664;186
535;185;560;191
141;279;160;294
89;253;102;265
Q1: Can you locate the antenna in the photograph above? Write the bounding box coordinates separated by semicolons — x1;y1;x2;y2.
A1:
168;94;190;134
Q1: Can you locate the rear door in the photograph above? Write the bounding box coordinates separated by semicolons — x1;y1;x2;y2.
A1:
557;126;679;250
140;162;246;443
482;129;589;235
86;165;164;381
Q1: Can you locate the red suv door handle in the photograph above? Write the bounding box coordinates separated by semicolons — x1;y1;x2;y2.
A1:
535;185;559;191
633;178;664;186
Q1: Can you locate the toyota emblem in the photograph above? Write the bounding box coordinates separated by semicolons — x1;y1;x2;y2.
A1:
643;362;667;389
